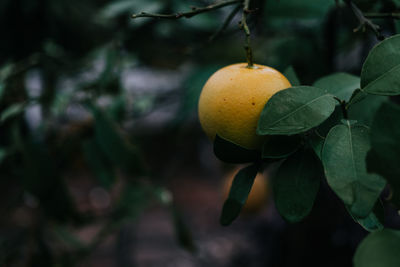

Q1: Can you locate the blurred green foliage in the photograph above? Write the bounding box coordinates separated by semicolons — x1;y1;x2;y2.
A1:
1;0;400;266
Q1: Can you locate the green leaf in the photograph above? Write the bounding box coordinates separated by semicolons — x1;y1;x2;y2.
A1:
361;34;400;95
347;89;368;108
348;95;388;126
322;121;386;218
257;86;336;135
213;134;261;163
348;201;384;232
354;229;400;267
283;66;300;86
309;106;342;161
220;163;260;226
262;135;302;159
368;102;400;207
273;147;321;223
1;103;25;123
313;72;360;101
89;103;144;175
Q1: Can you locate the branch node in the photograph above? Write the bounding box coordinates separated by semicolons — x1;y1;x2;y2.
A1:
131;0;241;20
346;0;384;40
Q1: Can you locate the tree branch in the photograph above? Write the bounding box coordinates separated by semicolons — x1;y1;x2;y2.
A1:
239;0;254;68
131;0;241;19
344;0;384;40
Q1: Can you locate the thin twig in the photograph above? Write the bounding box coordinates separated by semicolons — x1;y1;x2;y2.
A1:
344;0;384;40
209;4;242;42
364;12;400;19
131;0;241;19
239;0;254;67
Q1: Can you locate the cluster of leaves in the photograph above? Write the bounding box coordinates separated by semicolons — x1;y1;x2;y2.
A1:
217;34;400;266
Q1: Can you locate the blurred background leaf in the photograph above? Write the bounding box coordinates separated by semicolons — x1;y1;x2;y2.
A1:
1;0;400;266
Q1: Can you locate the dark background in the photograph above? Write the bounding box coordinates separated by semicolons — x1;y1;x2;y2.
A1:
1;0;400;266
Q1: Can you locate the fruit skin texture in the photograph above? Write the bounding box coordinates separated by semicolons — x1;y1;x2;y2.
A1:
222;167;268;214
198;63;291;150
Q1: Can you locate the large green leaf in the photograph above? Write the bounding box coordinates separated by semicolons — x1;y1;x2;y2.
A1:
257;86;336;135
322;121;386;218
213;135;261;163
348;95;388;126
354;229;400;267
273;147;321;223
313;72;360;101
347;89;368;108
361;34;400;95
262;135;302;159
311;106;342;160
220;163;260;226
367;102;400;207
347;201;384;232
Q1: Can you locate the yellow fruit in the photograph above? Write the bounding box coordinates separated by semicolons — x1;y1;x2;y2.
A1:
222;167;269;213
198;63;291;150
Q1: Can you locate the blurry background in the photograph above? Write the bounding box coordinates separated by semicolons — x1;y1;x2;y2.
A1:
1;0;400;266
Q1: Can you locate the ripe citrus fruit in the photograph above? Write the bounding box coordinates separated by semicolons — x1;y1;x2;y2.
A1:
222;167;269;213
198;63;291;149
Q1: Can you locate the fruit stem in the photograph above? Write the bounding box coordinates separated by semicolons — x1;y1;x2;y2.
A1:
240;0;254;68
